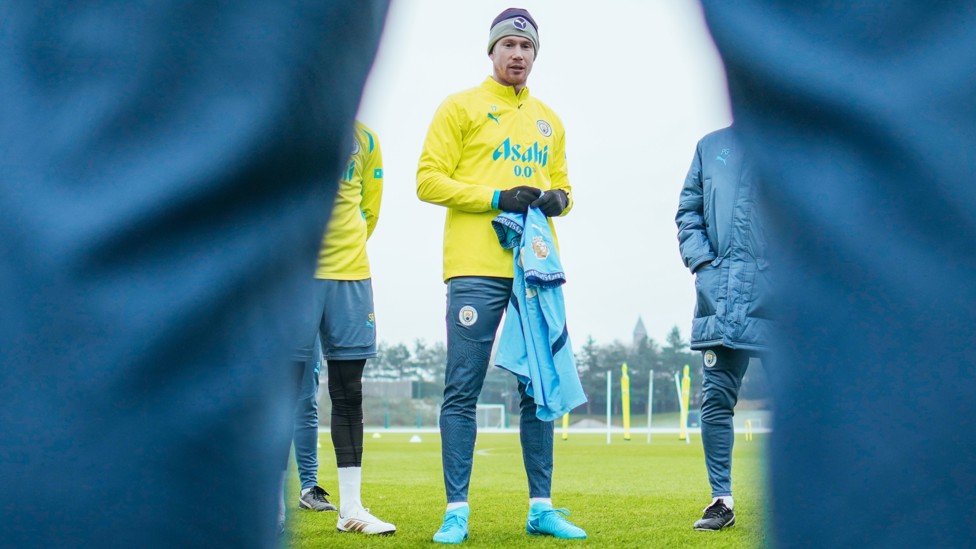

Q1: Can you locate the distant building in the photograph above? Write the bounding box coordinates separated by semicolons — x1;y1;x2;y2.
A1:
633;316;648;348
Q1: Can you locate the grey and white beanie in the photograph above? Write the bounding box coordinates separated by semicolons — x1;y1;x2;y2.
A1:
487;8;539;56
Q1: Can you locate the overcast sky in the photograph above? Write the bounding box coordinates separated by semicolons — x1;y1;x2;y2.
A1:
357;0;732;347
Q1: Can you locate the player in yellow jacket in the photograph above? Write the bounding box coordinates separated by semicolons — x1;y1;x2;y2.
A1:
417;8;585;544
286;121;395;536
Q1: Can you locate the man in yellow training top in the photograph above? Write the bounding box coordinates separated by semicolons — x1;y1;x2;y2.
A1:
287;121;395;536
417;8;586;544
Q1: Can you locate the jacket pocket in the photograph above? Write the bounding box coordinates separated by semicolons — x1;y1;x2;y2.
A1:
703;178;718;252
694;262;720;318
749;258;773;320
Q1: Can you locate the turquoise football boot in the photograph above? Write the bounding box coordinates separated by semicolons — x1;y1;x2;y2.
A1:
526;502;587;539
432;505;470;544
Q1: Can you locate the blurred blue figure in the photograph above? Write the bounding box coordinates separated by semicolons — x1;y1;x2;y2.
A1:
0;2;388;547
700;2;976;547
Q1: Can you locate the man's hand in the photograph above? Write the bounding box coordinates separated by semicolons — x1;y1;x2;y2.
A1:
530;189;568;217
497;186;543;213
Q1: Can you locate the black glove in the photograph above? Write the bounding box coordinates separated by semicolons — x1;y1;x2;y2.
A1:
497;185;542;214
530;189;569;217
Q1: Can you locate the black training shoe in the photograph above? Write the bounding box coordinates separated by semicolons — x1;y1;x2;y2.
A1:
693;499;735;531
298;485;338;512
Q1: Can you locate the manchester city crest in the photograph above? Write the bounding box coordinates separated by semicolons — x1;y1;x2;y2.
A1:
704;350;717;368
536;120;552;137
458;305;478;326
531;236;550;260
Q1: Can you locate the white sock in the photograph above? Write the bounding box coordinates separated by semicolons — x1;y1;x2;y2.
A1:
337;466;362;516
300;487;312;497
713;496;734;509
446;502;469;512
529;497;553;508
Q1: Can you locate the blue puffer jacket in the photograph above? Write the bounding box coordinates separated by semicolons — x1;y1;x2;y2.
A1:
676;126;770;351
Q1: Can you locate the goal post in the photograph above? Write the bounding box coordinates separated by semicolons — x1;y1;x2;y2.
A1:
476;404;506;429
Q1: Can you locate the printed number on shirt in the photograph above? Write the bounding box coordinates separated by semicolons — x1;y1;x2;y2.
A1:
513;165;534;177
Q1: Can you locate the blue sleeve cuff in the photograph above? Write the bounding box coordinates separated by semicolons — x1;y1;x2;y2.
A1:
491;190;500;210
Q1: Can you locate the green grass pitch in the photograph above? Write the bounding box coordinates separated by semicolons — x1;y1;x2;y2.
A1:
286;431;768;548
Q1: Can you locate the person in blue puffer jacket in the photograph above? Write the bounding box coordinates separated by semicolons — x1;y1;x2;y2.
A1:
675;125;771;532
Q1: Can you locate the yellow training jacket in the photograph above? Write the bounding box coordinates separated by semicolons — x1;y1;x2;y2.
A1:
417;77;573;281
316;121;383;280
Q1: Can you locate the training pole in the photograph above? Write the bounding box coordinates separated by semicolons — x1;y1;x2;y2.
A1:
674;372;684;440
561;413;569;441
621;363;631;441
681;365;692;444
606;369;612;445
647;369;654;443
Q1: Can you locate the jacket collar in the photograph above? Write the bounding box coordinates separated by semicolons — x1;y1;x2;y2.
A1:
481;76;530;103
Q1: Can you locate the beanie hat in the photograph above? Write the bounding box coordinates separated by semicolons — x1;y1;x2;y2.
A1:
487;8;539;56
